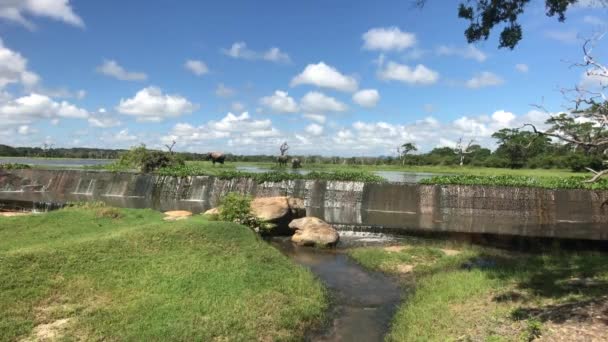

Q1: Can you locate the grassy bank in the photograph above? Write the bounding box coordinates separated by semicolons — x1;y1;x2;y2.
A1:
0;206;327;341
349;240;608;341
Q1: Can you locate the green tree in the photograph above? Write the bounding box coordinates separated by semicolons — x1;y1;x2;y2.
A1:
397;142;418;165
416;0;607;49
492;129;551;168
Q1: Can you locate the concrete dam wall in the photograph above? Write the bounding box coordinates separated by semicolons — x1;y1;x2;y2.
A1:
1;169;607;240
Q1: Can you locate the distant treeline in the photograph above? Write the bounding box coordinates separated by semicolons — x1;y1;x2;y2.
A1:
1;129;603;172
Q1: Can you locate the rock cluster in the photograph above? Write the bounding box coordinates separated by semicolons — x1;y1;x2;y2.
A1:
204;195;339;247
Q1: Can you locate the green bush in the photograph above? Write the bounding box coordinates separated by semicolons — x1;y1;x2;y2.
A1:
114;144;185;173
0;163;31;170
218;193;273;233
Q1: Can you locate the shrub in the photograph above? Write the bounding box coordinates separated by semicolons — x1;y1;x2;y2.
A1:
96;207;124;219
218;193;273;233
115;144;185;173
0;163;31;170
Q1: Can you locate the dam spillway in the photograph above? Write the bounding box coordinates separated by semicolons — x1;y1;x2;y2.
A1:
1;169;607;241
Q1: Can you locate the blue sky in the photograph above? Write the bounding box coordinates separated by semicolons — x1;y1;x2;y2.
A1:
0;0;606;156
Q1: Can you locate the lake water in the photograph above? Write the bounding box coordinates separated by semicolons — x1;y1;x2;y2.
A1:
0;157;112;168
0;158;437;183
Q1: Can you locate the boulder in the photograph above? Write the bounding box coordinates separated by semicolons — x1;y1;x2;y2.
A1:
289;217;340;247
163;210;192;221
251;196;304;221
203;207;220;216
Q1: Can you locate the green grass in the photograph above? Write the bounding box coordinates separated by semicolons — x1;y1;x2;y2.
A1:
348;242;608;341
0;207;327;341
421;174;608;190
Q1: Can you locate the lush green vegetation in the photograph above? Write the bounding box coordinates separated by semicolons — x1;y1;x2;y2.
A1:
215;192;274;233
349;240;608;341
0;206;327;341
421;174;608;190
0;163;31;170
158;164;386;183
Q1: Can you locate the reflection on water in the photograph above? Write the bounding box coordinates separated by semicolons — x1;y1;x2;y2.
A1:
272;237;401;342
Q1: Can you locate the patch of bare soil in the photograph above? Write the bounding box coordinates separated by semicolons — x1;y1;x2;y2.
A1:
533;296;608;341
396;264;414;274
0;211;31;217
384;245;408;253
21;318;72;342
441;248;461;256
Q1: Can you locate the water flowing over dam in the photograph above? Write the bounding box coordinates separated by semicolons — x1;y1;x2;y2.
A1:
1;169;607;240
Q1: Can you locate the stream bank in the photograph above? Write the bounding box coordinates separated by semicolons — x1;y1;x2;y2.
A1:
271;232;404;341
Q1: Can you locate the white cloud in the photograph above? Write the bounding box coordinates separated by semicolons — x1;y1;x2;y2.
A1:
260;90;298;113
491;110;516;125
116;87;198;122
544;30;579;44
515;63;529;73
162;112;281;147
18;125;36;135
215;83;235;97
0;93;89;127
305;123;324;136
291;62;358;92
377;61;439;85
222;42;256;59
580;71;606;89
113;129;137;142
184;59;208;76
583;15;606;26
0;0;84;29
222;42;290;63
0;38;40;89
352;89;380;108
88;109;121;128
320;109;550;154
302;113;326;124
263;47;291;63
465;72;504;89
436;45;487;62
300;91;347;113
96;60;147;81
362;27;416;51
231;102;246;112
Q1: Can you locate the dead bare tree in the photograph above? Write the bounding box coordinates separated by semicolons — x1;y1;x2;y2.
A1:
164;140;176;154
524;36;608;182
454;137;475;166
279;142;289;156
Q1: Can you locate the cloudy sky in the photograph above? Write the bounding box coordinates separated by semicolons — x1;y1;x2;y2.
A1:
0;0;606;156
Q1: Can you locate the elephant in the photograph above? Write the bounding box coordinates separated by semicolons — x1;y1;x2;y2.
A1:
277;155;288;167
291;158;302;169
206;152;225;165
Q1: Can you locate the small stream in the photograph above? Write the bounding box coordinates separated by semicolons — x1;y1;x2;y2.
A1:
271;232;403;342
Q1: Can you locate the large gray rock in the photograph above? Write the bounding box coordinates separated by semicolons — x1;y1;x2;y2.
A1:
251;196;305;222
289;217;340;247
204;196;306;234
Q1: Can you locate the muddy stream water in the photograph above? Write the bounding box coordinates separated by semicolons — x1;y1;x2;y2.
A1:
270;232;403;342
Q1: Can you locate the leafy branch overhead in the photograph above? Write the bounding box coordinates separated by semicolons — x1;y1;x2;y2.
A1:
417;0;607;49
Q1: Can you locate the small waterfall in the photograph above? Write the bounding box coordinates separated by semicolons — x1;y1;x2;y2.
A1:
72;179;96;195
103;180;128;197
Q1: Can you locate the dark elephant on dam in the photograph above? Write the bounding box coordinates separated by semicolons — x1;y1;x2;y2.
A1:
277;155;288;167
207;152;225;165
291;158;302;169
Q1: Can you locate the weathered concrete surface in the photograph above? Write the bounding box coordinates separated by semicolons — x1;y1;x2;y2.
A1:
1;169;607;240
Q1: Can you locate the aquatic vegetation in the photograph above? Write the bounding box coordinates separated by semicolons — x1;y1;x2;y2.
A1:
421;174;608;190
